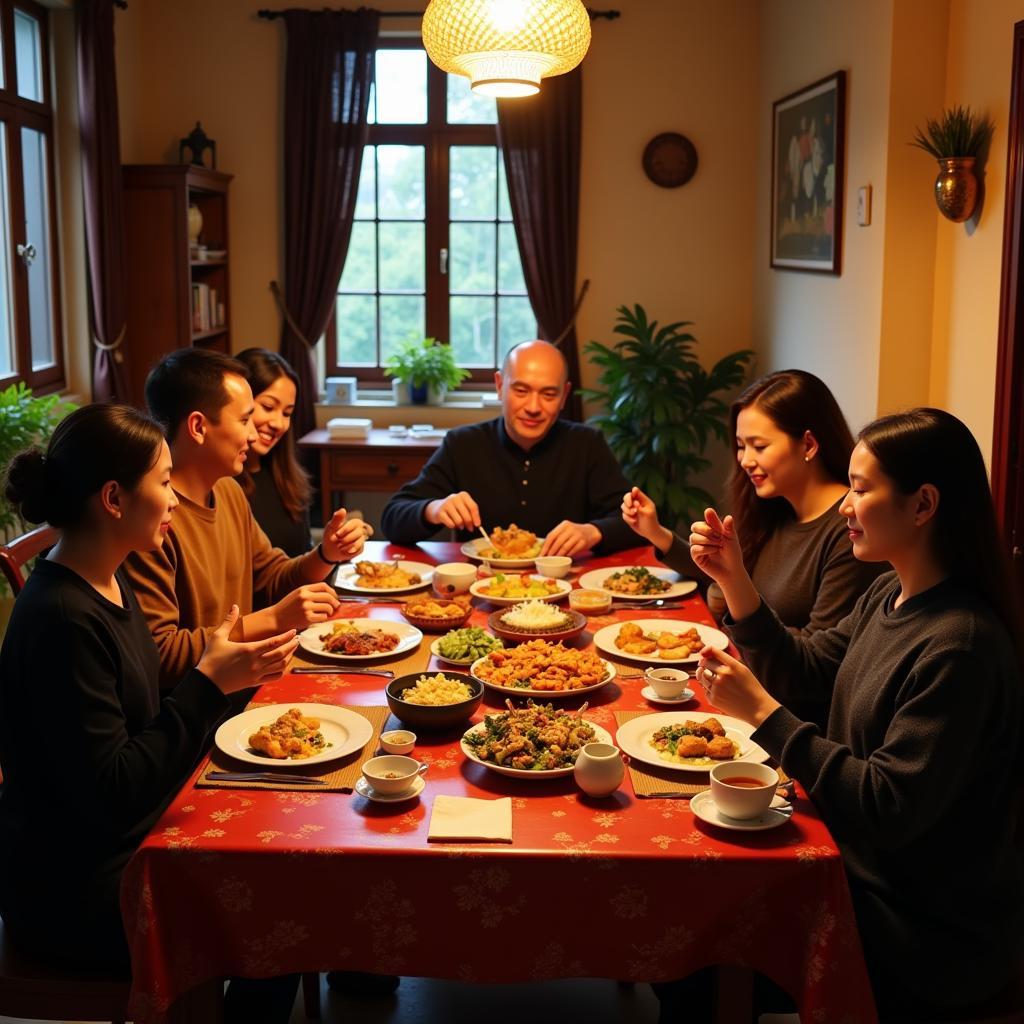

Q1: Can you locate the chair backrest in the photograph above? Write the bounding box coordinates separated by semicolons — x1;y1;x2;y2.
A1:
0;525;58;595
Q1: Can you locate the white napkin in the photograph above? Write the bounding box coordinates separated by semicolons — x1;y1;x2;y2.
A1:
427;795;512;842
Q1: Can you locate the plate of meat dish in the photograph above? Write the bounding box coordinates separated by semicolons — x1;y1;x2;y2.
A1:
460;524;546;569
214;703;374;766
577;566;698;600
470;639;614;697
591;619;729;664
298;618;423;661
614;711;768;773
333;560;434;594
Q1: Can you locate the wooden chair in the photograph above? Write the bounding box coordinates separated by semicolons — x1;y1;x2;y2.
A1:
0;524;58;594
0;918;130;1022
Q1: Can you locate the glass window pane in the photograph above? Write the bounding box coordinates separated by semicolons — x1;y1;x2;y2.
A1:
498;155;512;221
450;295;495;367
450;146;497;219
339;222;376;293
0;128;13;377
450;222;496;295
378;145;424;220
446;73;497;124
498;296;536;362
336;294;377;366
354;146;376;219
14;10;43;102
380;297;425;364
498;223;526;293
379;222;424;292
20;128;55;370
375;50;426;124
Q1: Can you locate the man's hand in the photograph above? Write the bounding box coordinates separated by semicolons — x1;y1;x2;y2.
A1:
621;486;673;551
198;605;299;694
270;582;340;631
541;520;600;558
321;507;369;563
424;492;481;531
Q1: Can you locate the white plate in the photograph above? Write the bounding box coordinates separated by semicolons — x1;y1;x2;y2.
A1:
689;790;790;831
298;618;423;661
577;566;698;601
470;654;616;698
469;575;571;605
614;711;768;774
460;537;545;569
641;684;696;705
333;560;434;594
592;618;729;665
354;775;425;803
429;636;502;665
214;703;374;767
460;719;614;779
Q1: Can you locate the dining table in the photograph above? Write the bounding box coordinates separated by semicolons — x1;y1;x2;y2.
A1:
120;541;878;1023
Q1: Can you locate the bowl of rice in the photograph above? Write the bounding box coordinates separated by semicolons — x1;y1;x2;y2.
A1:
488;601;588;644
385;671;484;730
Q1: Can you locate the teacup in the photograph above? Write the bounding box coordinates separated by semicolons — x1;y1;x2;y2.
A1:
534;555;572;579
644;666;691;700
433;562;477;595
379;730;416;755
361;755;427;795
709;761;778;819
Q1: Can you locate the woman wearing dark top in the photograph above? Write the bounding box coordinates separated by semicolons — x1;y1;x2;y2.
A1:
690;408;1023;1021
623;370;884;633
235;348;313;556
0;404;300;1020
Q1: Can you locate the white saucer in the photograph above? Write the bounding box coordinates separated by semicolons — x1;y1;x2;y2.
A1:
690;790;791;831
354;775;425;803
641;685;695;704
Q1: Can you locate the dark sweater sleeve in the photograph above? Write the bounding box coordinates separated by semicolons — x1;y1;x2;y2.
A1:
585;432;638;553
658;533;707;582
380;438;461;545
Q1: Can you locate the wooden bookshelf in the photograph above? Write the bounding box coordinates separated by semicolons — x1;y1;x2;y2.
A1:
122;164;233;407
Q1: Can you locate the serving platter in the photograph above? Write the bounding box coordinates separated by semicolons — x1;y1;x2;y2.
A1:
470;653;615;698
591;618;728;665
469;575;571;605
487;607;587;644
577;566;698;601
298;618;423;661
333;560;434;594
459;537;545;570
460;719;614;779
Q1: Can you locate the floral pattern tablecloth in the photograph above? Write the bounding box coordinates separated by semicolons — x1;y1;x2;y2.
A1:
121;544;877;1023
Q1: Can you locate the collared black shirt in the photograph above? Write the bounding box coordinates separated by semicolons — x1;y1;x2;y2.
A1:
381;417;635;552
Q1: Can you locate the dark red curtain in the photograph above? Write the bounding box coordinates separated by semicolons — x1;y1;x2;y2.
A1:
280;8;378;439
497;68;584;421
76;0;130;402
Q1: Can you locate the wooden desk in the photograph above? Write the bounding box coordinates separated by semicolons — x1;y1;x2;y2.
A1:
298;428;443;523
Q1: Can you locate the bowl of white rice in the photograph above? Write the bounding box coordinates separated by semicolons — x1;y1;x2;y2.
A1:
385;671;484;730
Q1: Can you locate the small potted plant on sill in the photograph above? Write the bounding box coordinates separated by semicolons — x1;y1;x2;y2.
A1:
384;336;470;406
910;105;994;222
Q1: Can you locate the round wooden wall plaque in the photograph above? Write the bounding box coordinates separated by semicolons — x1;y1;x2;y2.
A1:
642;132;698;188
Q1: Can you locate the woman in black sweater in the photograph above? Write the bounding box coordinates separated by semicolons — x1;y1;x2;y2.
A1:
691;408;1023;1021
0;404;300;1019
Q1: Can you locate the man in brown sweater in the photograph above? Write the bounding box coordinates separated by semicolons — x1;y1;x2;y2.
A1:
124;349;366;688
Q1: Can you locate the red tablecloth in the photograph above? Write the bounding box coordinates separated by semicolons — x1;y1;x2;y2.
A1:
121;543;877;1023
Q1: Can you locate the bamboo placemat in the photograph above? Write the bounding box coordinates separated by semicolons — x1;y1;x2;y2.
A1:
197;704;391;792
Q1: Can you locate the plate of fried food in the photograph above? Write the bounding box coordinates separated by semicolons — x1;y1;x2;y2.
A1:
577;566;698;600
614;711;768;773
592;619;728;664
399;594;472;632
461;702;613;779
470;638;614;697
469;573;571;605
333;559;434;594
298;618;423;661
214;703;374;766
487;602;587;643
460;524;546;568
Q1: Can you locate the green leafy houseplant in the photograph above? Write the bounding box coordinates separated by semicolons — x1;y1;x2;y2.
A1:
910;105;993;158
384;336;470;404
580;305;753;531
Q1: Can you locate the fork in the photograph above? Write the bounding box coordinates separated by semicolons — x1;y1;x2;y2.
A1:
292;667;395;677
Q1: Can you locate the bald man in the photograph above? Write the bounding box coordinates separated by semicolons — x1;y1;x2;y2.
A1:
381;340;634;557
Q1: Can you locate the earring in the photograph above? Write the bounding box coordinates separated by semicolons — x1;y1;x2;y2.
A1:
804;455;810;462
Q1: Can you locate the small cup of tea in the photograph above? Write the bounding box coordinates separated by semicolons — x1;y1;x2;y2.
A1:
433;562;477;595
709;761;778;819
360;755;427;795
644;666;691;700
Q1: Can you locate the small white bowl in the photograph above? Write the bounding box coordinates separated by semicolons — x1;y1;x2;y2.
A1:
644;666;691;700
379;729;416;755
534;556;572;579
361;755;426;795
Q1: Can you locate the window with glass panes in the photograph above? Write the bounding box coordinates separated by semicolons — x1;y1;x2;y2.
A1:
0;0;64;391
328;41;536;383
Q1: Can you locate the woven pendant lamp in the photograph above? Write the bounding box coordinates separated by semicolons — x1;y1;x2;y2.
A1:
422;0;591;98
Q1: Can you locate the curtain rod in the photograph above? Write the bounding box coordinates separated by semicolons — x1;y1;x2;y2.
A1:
257;7;620;20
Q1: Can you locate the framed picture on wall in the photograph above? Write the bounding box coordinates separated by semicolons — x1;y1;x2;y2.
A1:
771;70;846;273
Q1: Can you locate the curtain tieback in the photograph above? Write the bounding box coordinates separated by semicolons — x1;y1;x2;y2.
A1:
270;280;314;349
93;324;126;363
552;278;590;347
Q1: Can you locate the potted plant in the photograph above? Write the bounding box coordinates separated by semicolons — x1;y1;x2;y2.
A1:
384;336;470;405
579;304;753;531
910;105;994;222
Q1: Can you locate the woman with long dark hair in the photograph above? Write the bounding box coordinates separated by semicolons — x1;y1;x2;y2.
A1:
0;404;300;1021
690;408;1023;1020
234;348;314;556
623;369;884;632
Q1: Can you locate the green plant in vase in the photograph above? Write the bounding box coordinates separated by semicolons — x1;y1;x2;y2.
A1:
385;336;470;405
580;304;752;531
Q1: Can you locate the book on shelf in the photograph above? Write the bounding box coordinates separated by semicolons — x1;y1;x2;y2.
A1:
191;283;225;332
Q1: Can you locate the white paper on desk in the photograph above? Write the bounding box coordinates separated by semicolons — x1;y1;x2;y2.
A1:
427;795;512;842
